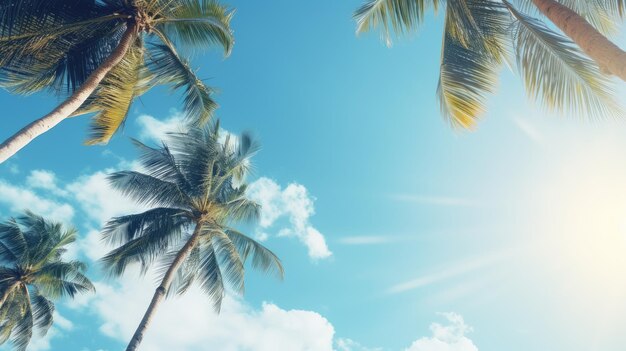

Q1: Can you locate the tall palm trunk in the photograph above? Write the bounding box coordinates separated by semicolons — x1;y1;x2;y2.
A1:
532;0;626;81
0;23;138;164
125;223;202;351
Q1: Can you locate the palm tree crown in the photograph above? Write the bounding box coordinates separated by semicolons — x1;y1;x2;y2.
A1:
354;0;623;128
101;123;283;350
0;212;95;351
0;0;233;145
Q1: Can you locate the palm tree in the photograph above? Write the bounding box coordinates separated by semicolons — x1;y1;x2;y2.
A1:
100;123;284;351
0;211;95;351
354;0;624;128
0;0;234;164
529;0;626;80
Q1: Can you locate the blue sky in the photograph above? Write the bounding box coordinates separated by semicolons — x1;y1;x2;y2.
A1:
2;1;626;350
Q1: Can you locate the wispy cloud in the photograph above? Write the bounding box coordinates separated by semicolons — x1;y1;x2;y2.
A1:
390;194;478;207
513;116;542;143
387;251;509;294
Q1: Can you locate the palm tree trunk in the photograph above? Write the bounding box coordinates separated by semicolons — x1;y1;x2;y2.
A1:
125;223;202;351
0;23;138;164
532;0;626;80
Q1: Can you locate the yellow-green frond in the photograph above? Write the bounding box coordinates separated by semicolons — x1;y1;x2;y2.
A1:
85;41;144;145
437;2;507;129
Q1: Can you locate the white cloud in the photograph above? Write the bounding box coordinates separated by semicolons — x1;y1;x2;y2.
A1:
405;313;478;351
53;311;74;331
0;179;74;223
387;252;508;294
66;170;147;226
84;269;335;351
136;113;186;143
26;170;68;197
247;177;332;259
27;311;75;351
336;338;382;351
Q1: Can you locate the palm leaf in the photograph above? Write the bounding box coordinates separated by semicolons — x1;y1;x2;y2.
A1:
506;2;621;119
85;40;144;145
146;38;216;126
30;292;53;332
225;228;283;279
354;0;437;45
101;214;188;276
437;10;500;128
107;170;191;208
156;0;234;54
196;243;225;311
102;208;192;246
515;0;623;35
131;139;193;193
209;229;244;293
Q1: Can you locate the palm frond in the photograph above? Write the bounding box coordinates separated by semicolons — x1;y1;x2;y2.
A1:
506;2;621;119
0;9;127;95
225;228;283;279
0;212;93;351
196;243;225;311
222;187;260;223
146;39;216;126
131;139;193;193
156;0;234;54
516;0;623;35
33;261;95;298
85;41;144;145
102;208;192;246
101;214;188;276
10;286;32;351
354;0;437;45
437;9;501;129
30;292;53;333
0;219;26;264
444;0;480;49
108;170;191;208
166;245;201;296
209;229;244;294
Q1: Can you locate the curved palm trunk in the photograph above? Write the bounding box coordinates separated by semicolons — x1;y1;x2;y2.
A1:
125;223;202;351
532;0;626;81
0;23;138;164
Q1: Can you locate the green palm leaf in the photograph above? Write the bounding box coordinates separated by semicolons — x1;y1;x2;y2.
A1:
506;2;621;119
156;0;234;54
85;41;144;145
354;0;438;45
146;39;217;126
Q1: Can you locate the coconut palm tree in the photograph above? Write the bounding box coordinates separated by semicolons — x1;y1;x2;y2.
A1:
0;0;234;164
100;123;283;351
0;211;95;351
354;0;624;128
